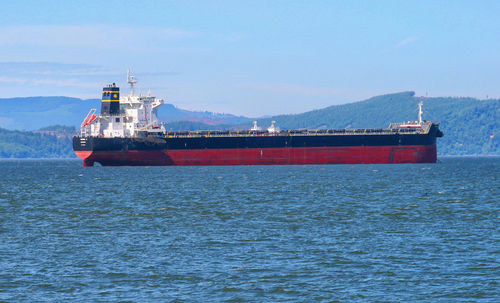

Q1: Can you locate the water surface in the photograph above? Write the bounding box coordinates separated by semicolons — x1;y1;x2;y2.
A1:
0;157;499;301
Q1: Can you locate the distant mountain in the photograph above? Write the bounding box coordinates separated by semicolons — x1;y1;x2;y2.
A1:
0;96;251;130
0;97;100;130
158;103;251;126
164;121;231;131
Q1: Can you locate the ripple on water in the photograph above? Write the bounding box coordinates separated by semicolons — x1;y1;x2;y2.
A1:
0;157;499;301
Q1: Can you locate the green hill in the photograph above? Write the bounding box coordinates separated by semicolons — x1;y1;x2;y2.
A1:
0;127;75;158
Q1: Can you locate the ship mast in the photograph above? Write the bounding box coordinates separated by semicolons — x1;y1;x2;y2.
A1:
418;101;423;124
127;69;137;96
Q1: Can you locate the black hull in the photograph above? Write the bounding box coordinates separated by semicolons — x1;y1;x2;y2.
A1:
73;124;443;166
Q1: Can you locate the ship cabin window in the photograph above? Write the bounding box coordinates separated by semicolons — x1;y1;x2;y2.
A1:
115;118;120;122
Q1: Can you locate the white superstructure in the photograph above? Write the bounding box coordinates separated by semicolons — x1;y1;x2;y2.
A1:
81;70;165;138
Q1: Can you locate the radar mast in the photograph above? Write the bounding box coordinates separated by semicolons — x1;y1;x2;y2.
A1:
418;101;423;124
127;69;137;96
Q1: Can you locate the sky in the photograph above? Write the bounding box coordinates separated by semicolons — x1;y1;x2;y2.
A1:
1;0;499;117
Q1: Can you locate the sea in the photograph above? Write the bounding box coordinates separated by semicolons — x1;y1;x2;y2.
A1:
0;157;498;302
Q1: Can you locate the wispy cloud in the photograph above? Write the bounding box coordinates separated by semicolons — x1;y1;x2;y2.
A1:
0;62;114;76
0;76;27;84
31;78;101;88
0;61;181;94
0;75;100;88
0;25;197;50
0;62;111;89
395;36;419;48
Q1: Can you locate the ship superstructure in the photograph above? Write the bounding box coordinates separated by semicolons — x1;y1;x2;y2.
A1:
80;70;164;138
74;72;443;166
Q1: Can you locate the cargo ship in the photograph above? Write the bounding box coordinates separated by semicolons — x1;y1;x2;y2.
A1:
73;71;443;166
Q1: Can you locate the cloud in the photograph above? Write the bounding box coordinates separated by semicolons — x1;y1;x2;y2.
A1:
395;36;419;48
0;60;183;100
0;61;181;93
31;78;101;88
0;75;100;88
0;61;114;76
0;62;110;89
0;76;27;84
0;25;197;50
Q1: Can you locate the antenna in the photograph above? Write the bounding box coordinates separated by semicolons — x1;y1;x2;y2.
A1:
418;101;423;124
127;69;137;96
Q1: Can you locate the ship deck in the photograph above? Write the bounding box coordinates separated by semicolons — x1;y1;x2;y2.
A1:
164;123;430;139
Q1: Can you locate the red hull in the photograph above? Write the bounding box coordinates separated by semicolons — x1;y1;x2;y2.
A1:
75;145;437;166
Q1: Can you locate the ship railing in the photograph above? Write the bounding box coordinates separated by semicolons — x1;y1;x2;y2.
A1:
388;121;431;134
81;124;95;137
421;123;431;133
164;127;424;138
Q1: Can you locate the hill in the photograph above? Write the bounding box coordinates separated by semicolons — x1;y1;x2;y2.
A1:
0;96;250;130
0;97;99;130
158;103;251;126
0;127;75;158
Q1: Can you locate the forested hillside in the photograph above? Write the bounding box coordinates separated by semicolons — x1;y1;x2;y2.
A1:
0;127;74;158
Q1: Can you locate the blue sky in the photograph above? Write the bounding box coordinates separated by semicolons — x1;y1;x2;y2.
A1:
1;0;499;116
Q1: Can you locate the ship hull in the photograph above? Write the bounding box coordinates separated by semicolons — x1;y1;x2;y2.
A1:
75;144;437;166
74;128;441;166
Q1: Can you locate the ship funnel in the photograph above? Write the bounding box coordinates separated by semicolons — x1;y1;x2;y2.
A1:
101;83;120;115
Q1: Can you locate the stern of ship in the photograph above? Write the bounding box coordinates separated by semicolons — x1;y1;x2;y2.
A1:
73;136;95;166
